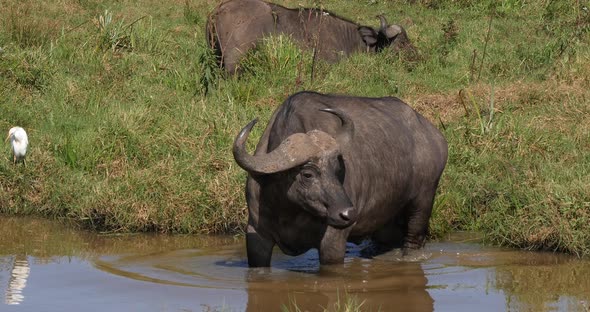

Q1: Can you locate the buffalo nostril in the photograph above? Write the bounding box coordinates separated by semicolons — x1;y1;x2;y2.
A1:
339;210;351;221
330;207;356;228
340;209;354;221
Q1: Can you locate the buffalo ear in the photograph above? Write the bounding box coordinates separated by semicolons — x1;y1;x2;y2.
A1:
384;24;403;39
358;26;378;46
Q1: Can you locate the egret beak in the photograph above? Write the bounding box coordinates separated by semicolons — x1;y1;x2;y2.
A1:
4;134;9;143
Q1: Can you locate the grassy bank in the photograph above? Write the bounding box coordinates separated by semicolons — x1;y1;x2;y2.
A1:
1;0;588;255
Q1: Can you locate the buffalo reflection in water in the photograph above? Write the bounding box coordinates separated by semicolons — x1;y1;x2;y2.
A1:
244;253;433;312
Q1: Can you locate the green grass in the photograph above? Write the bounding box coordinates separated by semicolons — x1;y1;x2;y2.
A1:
1;0;589;257
282;290;368;312
432;82;590;256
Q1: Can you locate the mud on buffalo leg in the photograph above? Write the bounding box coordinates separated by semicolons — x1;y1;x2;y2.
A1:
403;188;437;250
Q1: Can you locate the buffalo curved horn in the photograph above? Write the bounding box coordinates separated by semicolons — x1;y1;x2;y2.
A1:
378;15;403;39
233;119;321;175
319;108;355;147
385;24;403;39
378;15;388;30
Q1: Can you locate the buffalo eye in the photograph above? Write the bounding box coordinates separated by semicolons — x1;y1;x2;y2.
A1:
302;171;315;179
299;167;319;184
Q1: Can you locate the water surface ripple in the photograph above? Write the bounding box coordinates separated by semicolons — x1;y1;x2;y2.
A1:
1;217;588;311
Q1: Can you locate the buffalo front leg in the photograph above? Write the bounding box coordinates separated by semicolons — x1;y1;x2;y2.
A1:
246;224;274;267
245;175;274;267
319;226;349;265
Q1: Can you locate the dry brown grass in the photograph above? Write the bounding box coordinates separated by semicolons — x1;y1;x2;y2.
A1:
408;76;590;125
0;0;86;47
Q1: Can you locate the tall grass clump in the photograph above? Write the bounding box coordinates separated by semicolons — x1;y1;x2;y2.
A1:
196;43;222;95
226;35;315;101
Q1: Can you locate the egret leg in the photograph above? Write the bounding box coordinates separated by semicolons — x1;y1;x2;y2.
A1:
23;158;26;167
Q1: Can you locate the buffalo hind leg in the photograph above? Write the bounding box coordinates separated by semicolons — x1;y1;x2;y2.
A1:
403;189;437;251
368;214;407;256
246;224;274;267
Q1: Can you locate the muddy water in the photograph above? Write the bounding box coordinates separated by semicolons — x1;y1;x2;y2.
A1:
1;217;589;311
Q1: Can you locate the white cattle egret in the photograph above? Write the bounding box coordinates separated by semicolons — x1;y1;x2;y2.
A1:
6;127;28;166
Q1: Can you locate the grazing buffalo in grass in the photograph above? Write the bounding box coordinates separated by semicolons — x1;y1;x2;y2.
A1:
207;0;413;74
232;92;448;266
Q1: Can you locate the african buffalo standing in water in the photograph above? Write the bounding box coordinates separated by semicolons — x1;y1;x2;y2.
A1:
233;92;448;266
207;0;413;74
